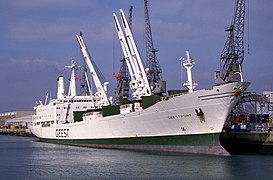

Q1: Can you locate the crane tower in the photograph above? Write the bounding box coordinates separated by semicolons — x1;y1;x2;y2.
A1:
215;0;246;85
144;0;166;94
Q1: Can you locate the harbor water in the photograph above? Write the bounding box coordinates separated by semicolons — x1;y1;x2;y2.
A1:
0;135;273;180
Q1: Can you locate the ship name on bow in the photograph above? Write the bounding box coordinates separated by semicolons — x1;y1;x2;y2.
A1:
168;114;191;119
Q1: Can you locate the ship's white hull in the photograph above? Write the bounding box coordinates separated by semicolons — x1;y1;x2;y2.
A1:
31;82;249;155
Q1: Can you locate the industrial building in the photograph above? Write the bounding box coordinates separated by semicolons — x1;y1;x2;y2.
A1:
0;111;34;128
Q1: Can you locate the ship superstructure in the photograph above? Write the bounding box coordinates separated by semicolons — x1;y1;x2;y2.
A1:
33;61;95;126
32;33;111;127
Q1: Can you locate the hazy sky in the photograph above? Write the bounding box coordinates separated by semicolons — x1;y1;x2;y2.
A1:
0;0;273;112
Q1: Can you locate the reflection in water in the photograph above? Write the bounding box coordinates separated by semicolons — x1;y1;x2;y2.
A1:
0;136;273;179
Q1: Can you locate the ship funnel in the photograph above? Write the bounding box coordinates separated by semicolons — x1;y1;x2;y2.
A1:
57;76;65;99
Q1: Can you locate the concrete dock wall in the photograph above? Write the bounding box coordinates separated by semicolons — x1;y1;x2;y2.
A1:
0;128;34;137
220;131;273;154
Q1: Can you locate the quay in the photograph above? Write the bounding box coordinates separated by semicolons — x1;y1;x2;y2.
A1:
220;131;273;154
0;128;34;137
0;111;34;137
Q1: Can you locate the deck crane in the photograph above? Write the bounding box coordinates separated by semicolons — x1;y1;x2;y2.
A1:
144;0;166;95
215;0;246;85
79;60;90;96
113;9;152;100
76;32;110;107
114;6;133;103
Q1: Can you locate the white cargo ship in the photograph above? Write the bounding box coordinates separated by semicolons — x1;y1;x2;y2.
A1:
30;9;249;155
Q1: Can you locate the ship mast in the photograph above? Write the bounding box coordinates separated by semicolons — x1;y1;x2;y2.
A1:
63;61;78;123
180;51;198;93
65;61;77;97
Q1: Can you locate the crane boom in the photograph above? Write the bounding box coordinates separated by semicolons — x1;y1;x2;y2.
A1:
76;33;109;106
215;0;246;85
113;13;137;86
119;9;151;97
119;11;141;80
114;6;133;102
113;9;152;100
